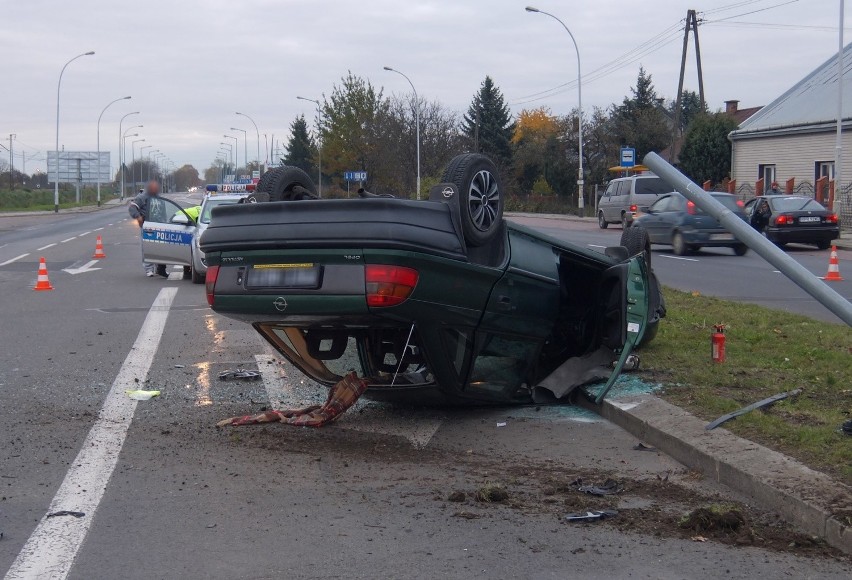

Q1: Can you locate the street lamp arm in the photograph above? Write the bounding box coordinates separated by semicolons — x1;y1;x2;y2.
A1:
54;51;94;213
384;66;421;200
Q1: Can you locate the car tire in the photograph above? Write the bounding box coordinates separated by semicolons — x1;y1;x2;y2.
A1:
244;191;270;203
733;244;748;256
621;213;630;229
672;231;688;256
816;240;831;250
268;166;318;202
620;222;652;270
598;211;608;229
191;253;205;284
441;153;504;247
255;168;278;193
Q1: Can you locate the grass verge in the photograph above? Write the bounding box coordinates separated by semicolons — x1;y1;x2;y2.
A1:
639;287;852;484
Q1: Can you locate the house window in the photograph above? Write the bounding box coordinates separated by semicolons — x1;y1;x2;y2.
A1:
758;164;776;193
815;161;834;182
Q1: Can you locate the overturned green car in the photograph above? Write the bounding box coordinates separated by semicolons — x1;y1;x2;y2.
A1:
200;154;665;405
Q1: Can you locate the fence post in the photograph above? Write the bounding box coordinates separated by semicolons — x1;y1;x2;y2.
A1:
828;180;835;210
756;178;764;196
816;176;827;204
702;180;712;191
785;177;795;194
727;179;736;194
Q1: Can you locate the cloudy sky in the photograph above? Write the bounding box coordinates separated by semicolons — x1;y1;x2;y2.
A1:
0;0;846;177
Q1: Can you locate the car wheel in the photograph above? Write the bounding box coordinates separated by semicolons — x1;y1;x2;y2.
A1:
441;153;504;247
621;213;630;229
268;166;318;201
191;254;205;284
598;211;608;229
672;231;688;256
620;223;652;270
816;240;831;250
733;244;748;256
244;191;270;203
255;168;278;193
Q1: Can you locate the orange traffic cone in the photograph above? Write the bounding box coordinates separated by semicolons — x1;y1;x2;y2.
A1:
33;257;54;291
93;235;106;259
821;246;844;282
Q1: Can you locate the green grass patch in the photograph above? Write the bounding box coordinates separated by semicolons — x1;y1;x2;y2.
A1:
640;287;852;484
0;188;118;211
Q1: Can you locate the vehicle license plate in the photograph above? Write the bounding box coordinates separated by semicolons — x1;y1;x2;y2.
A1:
799;216;820;223
246;264;321;289
710;233;734;241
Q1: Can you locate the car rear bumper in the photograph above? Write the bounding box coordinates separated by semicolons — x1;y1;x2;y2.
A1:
765;227;840;244
680;229;742;247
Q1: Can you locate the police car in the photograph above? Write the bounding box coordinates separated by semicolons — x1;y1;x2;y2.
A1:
140;191;248;283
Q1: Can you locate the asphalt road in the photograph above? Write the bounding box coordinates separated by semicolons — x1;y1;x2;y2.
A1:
511;215;852;324
0;199;850;579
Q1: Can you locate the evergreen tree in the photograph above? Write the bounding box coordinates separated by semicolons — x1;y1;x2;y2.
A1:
283;115;316;175
612;67;670;159
678;113;739;184
462;76;514;168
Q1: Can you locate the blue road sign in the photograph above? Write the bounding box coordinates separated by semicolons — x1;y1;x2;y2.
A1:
344;171;367;182
620;148;636;168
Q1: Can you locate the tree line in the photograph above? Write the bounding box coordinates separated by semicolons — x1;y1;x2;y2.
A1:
200;67;737;202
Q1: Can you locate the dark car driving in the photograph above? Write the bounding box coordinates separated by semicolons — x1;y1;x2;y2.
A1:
744;195;840;249
633;192;749;256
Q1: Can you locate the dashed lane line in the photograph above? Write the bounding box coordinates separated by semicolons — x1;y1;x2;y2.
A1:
254;353;444;448
37;243;57;251
93;227;104;232
3;287;178;580
80;231;91;236
59;237;77;244
659;254;700;263
0;253;29;267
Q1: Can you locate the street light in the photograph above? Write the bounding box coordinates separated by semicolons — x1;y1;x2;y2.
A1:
384;66;421;200
54;50;94;213
118;111;139;199
230;127;248;171
296;96;322;197
123;127;142;192
224;135;239;173
525;6;586;216
96;95;131;206
220;142;234;177
236;112;261;173
132;139;146;193
146;149;159;182
140;145;152;187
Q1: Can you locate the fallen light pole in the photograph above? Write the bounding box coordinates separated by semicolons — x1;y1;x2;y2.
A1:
643;152;852;326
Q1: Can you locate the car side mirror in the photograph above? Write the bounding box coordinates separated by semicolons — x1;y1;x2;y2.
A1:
171;212;192;225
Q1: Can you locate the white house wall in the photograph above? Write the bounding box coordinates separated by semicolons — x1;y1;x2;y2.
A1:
732;131;852;189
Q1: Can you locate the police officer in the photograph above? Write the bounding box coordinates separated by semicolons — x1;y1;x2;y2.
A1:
128;180;168;278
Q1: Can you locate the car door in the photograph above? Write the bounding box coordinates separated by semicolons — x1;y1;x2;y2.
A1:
599;182;616;220
640;195;671;242
141;197;195;266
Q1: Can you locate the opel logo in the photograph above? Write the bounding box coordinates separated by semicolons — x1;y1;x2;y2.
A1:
442;186;454;199
273;297;288;312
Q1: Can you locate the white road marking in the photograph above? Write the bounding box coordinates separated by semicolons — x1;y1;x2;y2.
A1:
659;254;700;262
106;223;113;227
93;227;104;232
3;288;178;580
167;265;183;281
254;353;444;449
0;253;29;267
62;260;101;276
59;237;76;244
37;243;57;251
80;231;91;236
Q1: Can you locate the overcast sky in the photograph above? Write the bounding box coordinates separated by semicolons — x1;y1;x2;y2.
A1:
0;0;846;177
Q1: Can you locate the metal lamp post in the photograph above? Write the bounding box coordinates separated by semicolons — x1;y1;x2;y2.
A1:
131;139;145;193
118;111;139;199
122;125;142;192
146;149;159;182
230;127;248;171
383;67;421;200
220;142;234;178
525;6;585;216
54;51;94;213
96;95;130;207
297;96;323;197
224;135;239;173
139;145;152;188
236;112;261;173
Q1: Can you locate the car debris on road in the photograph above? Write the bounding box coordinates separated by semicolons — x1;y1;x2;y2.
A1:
565;509;619;522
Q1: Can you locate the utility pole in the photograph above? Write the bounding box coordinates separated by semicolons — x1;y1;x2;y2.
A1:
8;134;14;190
670;9;705;162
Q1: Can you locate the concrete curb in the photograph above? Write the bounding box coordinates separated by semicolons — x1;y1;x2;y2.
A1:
0;199;126;218
579;394;851;554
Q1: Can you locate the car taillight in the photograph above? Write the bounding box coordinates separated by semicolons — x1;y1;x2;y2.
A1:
736;200;744;208
205;265;219;306
774;214;794;226
826;213;838;224
687;201;697;215
629;204;638;213
365;265;418;307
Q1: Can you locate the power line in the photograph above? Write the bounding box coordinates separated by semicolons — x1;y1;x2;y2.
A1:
704;20;851;32
703;0;767;16
710;0;800;23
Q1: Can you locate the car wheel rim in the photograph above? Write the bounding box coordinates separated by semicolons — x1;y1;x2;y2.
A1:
598;213;605;226
468;170;499;232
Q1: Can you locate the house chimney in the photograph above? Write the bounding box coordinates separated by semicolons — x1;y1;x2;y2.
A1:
725;100;739;114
